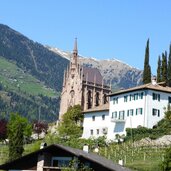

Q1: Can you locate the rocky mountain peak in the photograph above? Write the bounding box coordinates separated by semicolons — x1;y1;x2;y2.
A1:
47;47;143;90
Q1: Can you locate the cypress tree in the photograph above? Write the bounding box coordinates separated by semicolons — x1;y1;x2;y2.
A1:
168;44;171;87
7;113;32;161
157;56;161;82
161;52;168;83
143;39;151;84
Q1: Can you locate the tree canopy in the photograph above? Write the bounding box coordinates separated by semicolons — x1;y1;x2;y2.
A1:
143;39;151;84
58;105;83;139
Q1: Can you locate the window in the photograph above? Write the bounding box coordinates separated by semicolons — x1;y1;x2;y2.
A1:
136;108;143;115
119;111;125;120
124;95;128;102
129;109;134;116
97;129;99;135
168;96;171;103
134;93;138;100
92;116;95;121
102;115;105;120
90;129;93;135
127;110;129;116
52;157;72;167
112;111;117;118
152;108;160;117
113;97;118;104
139;92;144;99
129;94;133;101
152;93;160;101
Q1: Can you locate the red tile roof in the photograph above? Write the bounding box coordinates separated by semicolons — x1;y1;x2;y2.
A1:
109;83;171;96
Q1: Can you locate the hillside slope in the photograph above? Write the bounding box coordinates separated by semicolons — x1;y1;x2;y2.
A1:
0;56;59;122
0;24;69;92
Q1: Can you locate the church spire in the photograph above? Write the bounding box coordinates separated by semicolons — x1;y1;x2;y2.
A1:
73;38;78;65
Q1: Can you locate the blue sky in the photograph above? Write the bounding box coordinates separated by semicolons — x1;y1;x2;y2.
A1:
0;0;171;74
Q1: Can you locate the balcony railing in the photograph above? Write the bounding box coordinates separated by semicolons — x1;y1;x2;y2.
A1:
111;117;126;122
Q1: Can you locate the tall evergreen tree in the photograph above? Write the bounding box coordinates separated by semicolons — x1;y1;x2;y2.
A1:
157;56;161;82
7;113;32;161
143;39;151;84
168;44;171;87
161;52;168;83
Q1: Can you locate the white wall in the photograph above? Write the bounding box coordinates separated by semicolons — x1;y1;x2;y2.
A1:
82;88;171;140
108;89;171;138
82;110;109;139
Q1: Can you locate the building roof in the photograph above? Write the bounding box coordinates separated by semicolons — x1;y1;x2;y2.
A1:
83;103;109;114
83;67;103;85
109;83;171;96
0;144;131;171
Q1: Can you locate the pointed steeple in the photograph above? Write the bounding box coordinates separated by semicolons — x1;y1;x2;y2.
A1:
73;38;78;53
73;38;78;65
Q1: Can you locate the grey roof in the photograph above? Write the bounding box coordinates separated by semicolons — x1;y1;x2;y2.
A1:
83;103;109;113
0;144;131;171
83;67;103;85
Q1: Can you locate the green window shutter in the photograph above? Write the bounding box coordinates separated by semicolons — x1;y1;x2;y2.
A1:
127;110;129;116
141;108;143;114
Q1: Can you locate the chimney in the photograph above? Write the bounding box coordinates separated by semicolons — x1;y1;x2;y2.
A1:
83;144;89;153
151;76;157;85
40;142;47;149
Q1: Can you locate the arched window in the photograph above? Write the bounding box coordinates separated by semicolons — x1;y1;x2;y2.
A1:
95;92;100;106
103;94;108;104
87;90;92;109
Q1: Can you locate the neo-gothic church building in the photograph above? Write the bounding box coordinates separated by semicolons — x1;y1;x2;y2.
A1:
59;39;111;119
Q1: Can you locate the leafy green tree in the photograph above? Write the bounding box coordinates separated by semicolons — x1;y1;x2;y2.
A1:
58;105;83;140
157;56;161;82
7;113;32;161
143;39;151;84
161;52;168;83
168;44;171;87
62;105;83;123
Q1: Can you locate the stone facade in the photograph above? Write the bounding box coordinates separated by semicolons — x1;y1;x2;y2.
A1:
59;39;111;120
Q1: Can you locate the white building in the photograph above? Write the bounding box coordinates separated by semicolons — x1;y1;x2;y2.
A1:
82;80;171;140
82;103;109;139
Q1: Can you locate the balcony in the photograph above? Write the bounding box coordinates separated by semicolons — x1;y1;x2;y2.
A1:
111;117;126;122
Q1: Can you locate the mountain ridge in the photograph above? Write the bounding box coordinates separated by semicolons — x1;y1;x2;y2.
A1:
47;46;143;90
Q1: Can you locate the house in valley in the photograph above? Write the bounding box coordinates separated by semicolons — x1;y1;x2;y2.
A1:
82;77;171;140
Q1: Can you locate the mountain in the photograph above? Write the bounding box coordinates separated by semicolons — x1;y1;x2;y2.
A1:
0;24;69;92
47;47;143;90
0;24;142;122
0;24;69;122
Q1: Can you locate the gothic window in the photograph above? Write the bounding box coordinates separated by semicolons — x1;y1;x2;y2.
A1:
69;90;75;107
70;90;75;98
103;94;108;104
95;92;100;106
87;90;92;109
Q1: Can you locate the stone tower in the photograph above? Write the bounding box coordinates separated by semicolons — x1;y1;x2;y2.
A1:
59;39;111;120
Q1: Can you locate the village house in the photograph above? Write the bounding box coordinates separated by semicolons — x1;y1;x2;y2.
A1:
82;77;171;140
0;144;131;171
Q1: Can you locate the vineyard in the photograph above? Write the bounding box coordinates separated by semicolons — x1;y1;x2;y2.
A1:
0;138;169;170
99;141;167;171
